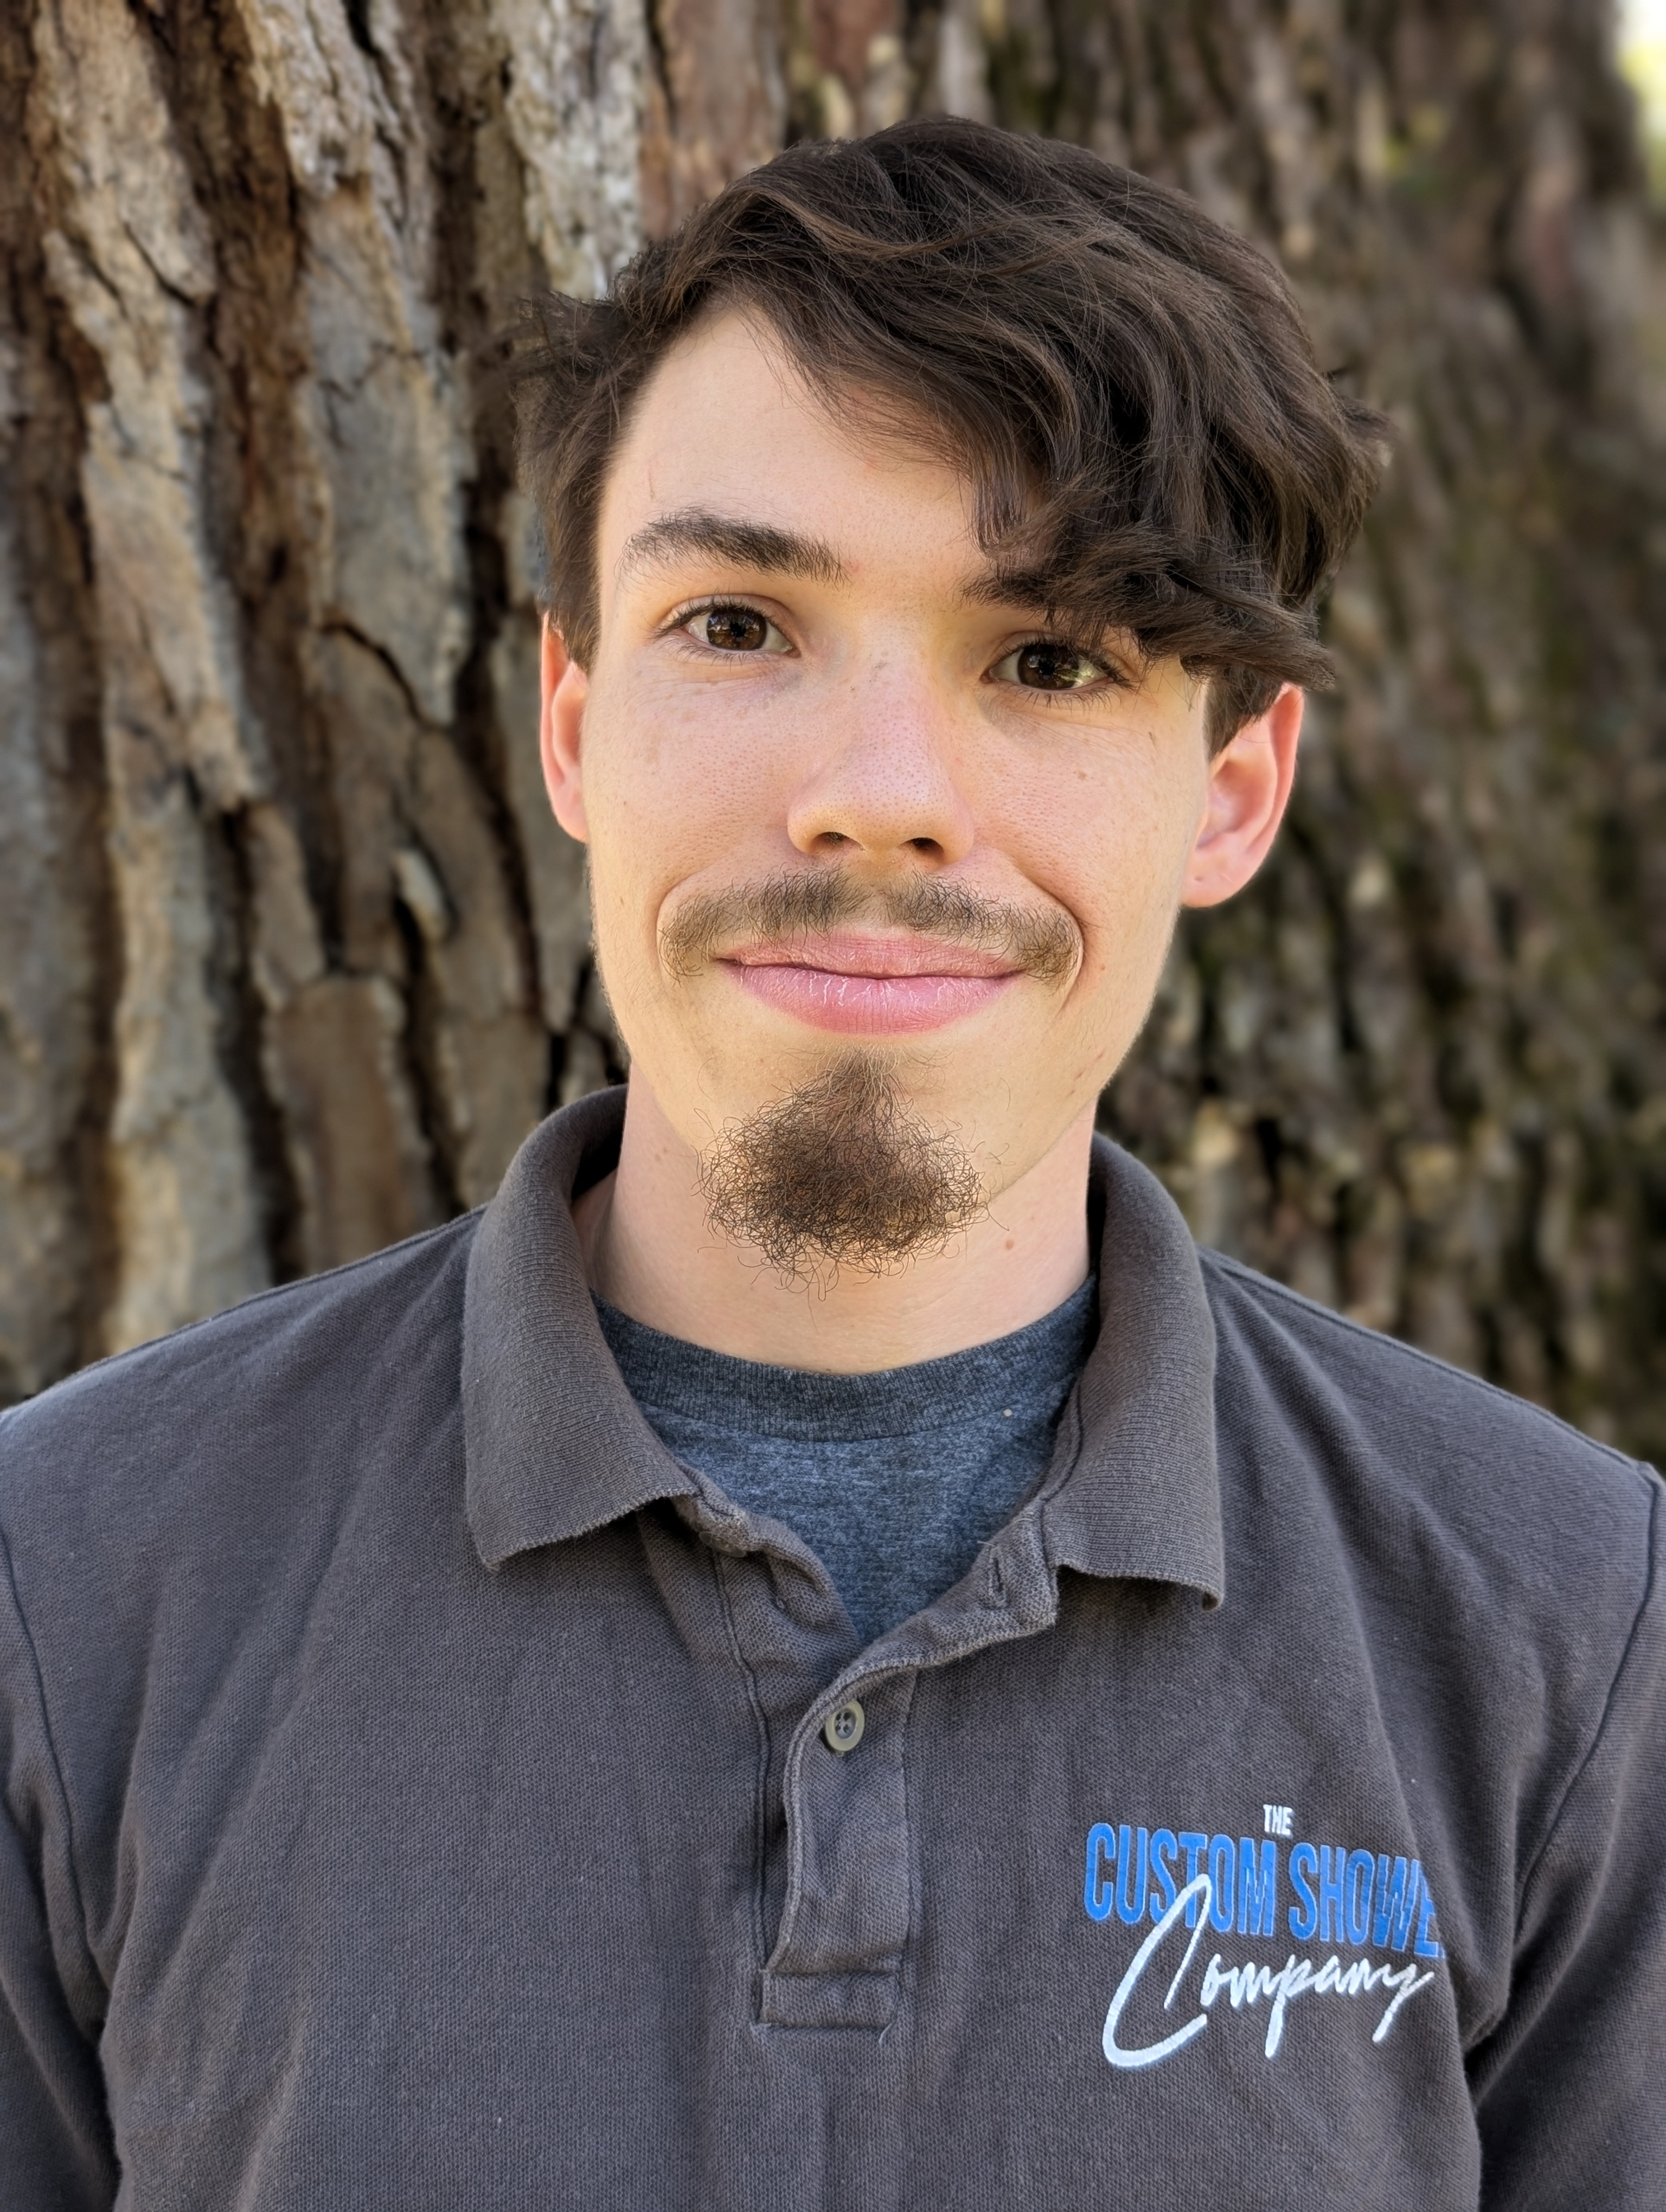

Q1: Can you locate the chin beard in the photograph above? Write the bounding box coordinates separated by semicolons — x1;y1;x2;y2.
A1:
697;1052;986;1279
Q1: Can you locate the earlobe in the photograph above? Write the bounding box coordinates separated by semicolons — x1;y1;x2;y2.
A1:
1180;683;1303;909
540;615;591;843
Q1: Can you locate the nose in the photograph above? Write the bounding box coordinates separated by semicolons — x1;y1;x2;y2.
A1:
784;666;977;869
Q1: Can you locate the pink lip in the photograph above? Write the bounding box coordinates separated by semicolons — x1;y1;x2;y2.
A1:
724;933;1018;1035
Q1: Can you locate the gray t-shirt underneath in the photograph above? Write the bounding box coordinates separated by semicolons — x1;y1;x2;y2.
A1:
594;1279;1098;1647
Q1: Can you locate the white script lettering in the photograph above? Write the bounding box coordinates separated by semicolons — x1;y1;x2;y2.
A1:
1101;1873;1437;2070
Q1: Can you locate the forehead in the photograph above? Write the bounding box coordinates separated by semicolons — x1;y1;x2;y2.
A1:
595;309;982;597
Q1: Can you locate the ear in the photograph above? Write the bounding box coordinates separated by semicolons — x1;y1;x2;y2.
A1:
1181;683;1303;909
540;615;591;843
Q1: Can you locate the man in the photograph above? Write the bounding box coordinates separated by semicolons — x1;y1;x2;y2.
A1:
2;119;1661;2209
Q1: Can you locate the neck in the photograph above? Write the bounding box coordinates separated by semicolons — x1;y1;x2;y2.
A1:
573;1071;1095;1372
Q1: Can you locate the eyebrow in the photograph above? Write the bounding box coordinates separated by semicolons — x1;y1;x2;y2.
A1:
615;509;848;589
614;507;1069;631
960;564;1060;618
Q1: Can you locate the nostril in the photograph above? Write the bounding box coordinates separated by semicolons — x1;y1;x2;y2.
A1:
907;837;941;854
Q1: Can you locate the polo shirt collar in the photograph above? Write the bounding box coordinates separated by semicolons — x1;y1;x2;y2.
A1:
1042;1134;1225;1609
463;1090;1223;1608
463;1088;698;1567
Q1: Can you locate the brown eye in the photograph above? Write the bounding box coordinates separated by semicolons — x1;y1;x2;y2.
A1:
703;605;768;651
680;602;792;658
1008;640;1100;690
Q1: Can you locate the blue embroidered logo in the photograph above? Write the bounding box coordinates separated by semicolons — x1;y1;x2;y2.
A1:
1084;1816;1445;2069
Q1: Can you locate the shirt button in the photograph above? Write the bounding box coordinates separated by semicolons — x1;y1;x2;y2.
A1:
823;1699;865;1754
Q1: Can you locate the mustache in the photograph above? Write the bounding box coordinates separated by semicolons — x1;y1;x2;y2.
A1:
660;870;1081;986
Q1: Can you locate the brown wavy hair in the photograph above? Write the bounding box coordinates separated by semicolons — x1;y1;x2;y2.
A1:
515;118;1387;749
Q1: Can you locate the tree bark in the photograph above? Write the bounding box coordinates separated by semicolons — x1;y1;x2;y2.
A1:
3;0;1662;1451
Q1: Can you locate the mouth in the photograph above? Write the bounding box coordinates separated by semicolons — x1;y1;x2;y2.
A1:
722;930;1020;1036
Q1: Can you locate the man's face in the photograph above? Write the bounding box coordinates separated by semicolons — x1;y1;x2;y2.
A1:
543;311;1287;1264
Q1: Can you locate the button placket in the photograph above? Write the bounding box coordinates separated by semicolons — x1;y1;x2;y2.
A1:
762;1666;919;2029
762;1519;1064;2028
656;1494;1063;2034
672;1501;870;1978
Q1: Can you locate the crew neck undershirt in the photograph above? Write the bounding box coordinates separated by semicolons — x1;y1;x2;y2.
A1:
593;1278;1099;1647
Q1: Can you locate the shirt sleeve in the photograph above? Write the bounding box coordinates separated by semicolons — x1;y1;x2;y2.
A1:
1470;1472;1666;2208
0;1525;117;2208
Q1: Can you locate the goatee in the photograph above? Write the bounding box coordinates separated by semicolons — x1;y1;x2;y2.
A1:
698;1052;985;1278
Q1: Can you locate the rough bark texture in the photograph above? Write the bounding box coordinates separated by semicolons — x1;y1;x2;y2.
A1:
3;0;1663;1452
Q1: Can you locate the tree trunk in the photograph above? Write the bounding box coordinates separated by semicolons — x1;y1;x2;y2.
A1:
4;0;1663;1451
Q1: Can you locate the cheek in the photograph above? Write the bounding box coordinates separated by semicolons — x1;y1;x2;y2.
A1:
593;663;787;829
1010;748;1202;989
578;677;783;973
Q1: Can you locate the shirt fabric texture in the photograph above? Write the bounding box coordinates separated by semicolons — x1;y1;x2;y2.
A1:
1;1085;1662;2210
593;1277;1098;1647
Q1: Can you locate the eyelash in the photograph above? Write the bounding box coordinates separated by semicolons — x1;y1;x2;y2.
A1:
664;597;778;641
663;600;1124;693
992;634;1127;697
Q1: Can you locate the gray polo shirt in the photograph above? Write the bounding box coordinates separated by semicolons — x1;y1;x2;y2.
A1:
2;1087;1662;2209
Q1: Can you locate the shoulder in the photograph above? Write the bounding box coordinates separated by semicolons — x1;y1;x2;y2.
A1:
1200;1245;1658;1614
0;1213;479;1586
